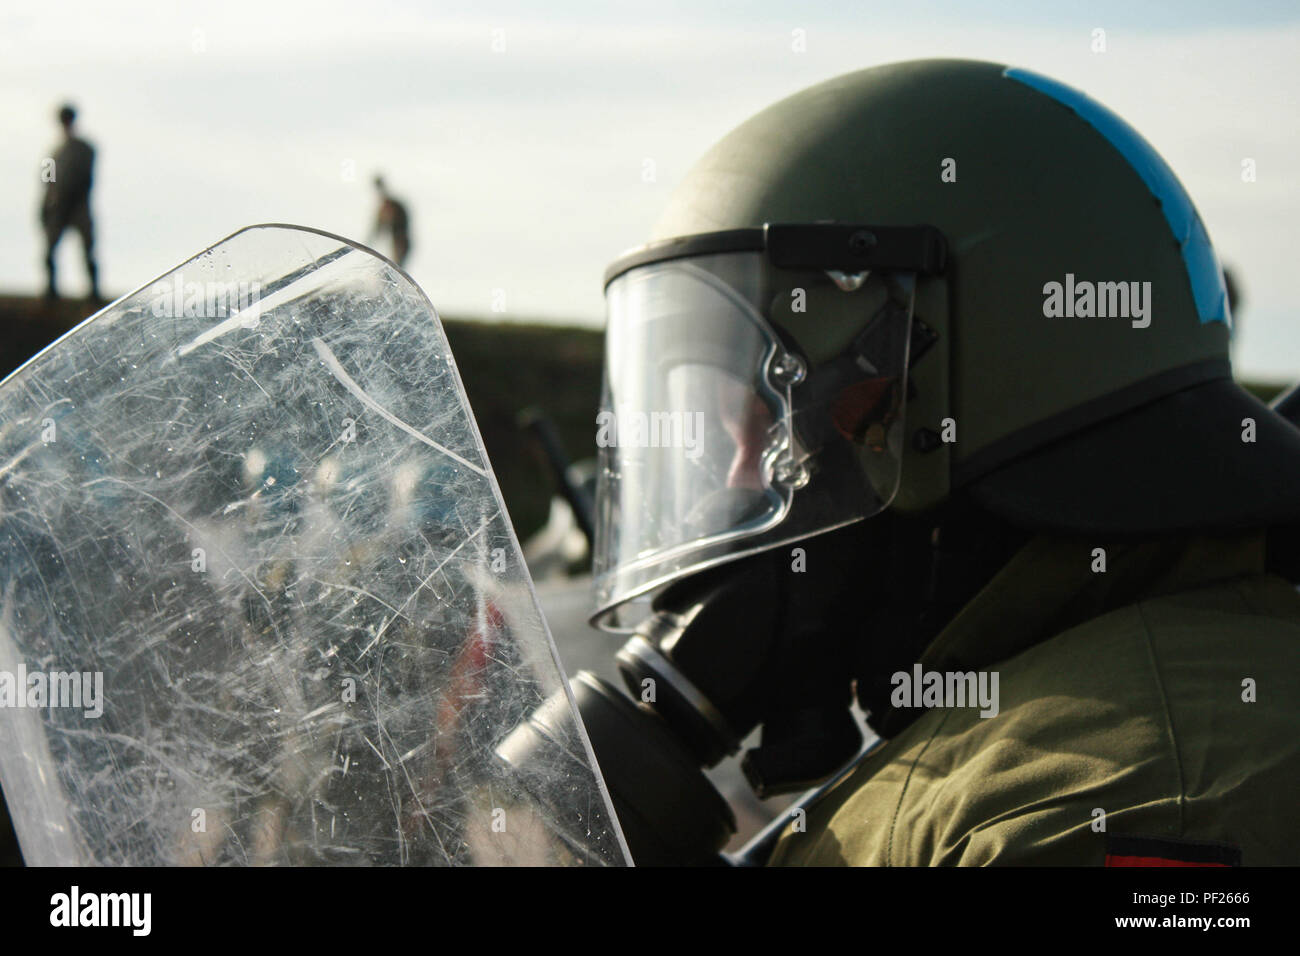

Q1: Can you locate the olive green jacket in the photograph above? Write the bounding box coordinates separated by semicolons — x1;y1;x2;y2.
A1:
770;533;1300;866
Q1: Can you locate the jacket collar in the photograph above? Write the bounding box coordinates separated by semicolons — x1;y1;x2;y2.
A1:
918;531;1267;676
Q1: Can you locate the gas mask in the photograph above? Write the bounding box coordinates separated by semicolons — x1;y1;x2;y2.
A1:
499;223;947;864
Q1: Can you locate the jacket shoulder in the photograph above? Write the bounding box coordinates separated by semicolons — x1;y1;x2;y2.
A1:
772;575;1300;865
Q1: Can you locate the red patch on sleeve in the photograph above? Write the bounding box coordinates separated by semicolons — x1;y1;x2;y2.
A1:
1104;835;1241;867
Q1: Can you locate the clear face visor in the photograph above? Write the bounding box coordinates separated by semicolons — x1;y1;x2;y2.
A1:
593;251;917;629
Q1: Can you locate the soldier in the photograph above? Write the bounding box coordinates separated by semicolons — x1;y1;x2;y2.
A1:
587;59;1300;865
40;103;99;302
370;174;412;268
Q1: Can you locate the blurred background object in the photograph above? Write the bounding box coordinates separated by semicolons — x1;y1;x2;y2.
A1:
38;103;99;303
369;174;412;267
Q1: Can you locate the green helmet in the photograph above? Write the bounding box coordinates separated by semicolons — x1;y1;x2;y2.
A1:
592;58;1300;627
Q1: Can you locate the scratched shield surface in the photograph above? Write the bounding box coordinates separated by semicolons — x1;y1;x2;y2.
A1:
0;225;628;866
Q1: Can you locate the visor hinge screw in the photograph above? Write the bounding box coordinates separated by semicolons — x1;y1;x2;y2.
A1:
771;353;806;387
849;230;877;255
772;457;811;489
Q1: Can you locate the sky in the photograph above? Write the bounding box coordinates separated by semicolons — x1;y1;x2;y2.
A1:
2;0;1298;379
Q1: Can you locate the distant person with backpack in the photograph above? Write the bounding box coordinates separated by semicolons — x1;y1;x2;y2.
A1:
369;175;411;268
40;103;100;302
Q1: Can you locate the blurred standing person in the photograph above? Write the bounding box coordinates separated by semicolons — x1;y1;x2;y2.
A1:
40;103;99;302
369;175;411;268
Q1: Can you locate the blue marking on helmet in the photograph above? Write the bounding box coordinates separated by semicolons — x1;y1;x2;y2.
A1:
1004;66;1230;327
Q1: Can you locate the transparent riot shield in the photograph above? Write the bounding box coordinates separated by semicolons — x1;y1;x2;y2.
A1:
0;225;629;866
